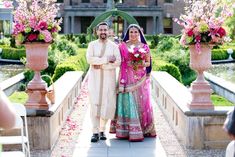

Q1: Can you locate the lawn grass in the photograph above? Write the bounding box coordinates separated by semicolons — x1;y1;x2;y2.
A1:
9;91;28;104
8;91;234;107
211;94;234;106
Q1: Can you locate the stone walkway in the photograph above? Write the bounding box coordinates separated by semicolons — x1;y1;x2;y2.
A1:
31;77;226;157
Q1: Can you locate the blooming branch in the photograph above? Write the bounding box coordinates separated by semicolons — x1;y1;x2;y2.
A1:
12;0;62;44
174;0;234;52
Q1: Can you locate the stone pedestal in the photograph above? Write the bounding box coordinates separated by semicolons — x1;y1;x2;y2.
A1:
24;43;51;109
188;44;214;110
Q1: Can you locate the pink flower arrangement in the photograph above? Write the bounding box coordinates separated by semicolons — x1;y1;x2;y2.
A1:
174;0;234;52
12;0;62;44
128;45;148;70
3;0;13;8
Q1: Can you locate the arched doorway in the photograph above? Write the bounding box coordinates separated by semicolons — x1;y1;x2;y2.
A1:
87;9;138;41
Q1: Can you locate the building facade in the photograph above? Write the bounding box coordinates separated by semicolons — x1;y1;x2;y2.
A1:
59;0;184;35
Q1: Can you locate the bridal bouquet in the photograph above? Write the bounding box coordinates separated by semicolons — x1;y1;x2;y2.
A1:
128;45;148;70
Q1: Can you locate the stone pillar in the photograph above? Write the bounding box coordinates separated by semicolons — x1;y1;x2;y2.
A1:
64;16;69;34
152;16;156;35
71;16;74;34
157;14;164;34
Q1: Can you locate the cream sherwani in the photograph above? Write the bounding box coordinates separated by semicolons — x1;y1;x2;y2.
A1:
86;39;121;133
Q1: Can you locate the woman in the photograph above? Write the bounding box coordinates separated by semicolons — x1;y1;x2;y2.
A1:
110;24;156;141
224;107;235;157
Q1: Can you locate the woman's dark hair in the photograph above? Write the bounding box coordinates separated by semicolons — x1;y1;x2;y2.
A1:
224;107;235;136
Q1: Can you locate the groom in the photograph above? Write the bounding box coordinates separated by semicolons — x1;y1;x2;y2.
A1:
86;22;121;142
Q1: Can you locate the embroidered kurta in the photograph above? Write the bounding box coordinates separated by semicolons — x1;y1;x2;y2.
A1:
86;39;121;119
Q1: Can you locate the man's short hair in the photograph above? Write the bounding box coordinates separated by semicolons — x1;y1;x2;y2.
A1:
96;22;109;30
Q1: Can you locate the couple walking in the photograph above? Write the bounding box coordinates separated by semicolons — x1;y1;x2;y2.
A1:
86;22;156;143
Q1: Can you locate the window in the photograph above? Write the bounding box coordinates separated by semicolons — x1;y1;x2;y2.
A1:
0;20;11;35
81;17;94;33
135;17;146;34
155;0;158;5
163;18;173;34
81;0;90;3
56;0;63;3
115;0;124;3
104;0;107;3
165;0;173;3
137;0;146;5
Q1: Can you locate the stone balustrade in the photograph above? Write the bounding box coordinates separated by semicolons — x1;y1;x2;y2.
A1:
151;71;233;149
26;71;84;150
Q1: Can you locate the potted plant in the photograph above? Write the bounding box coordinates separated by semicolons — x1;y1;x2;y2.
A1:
174;0;234;110
12;0;62;109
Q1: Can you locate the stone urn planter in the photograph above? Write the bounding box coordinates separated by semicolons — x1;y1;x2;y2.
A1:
188;44;214;110
24;42;51;109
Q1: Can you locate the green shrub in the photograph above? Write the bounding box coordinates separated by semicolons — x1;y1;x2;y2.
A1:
23;70;34;84
1;47;26;60
182;71;196;86
0;38;10;46
53;39;78;56
150;35;159;49
18;83;26;91
145;35;153;41
231;49;235;59
43;56;58;76
211;49;229;60
52;51;88;81
152;59;182;82
79;34;87;44
157;37;177;52
78;43;88;48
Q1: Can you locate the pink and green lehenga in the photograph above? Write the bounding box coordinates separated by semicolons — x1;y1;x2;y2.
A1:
110;42;156;141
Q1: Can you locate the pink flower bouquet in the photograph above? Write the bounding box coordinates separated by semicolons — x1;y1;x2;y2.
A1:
128;45;148;70
12;0;62;45
174;0;234;52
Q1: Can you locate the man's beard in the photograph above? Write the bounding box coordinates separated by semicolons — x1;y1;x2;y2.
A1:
99;34;107;40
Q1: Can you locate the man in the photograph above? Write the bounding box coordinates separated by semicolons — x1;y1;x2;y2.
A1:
108;28;119;44
86;22;121;142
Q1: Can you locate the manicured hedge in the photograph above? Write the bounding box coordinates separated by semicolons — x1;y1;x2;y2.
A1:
232;51;235;59
52;51;89;81
0;46;26;60
152;59;182;82
211;49;229;60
